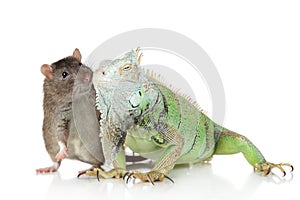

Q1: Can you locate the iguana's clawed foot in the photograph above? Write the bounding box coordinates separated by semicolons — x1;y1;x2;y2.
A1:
254;162;294;177
123;170;174;185
77;167;126;181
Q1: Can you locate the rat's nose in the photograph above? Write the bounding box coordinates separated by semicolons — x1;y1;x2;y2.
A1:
78;68;92;83
82;73;91;83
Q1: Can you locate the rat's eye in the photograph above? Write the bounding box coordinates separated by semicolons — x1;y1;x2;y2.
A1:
122;64;132;71
62;71;69;79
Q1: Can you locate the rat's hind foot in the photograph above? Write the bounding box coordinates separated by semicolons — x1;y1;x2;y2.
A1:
123;170;174;185
77;167;126;180
254;162;294;177
36;163;60;174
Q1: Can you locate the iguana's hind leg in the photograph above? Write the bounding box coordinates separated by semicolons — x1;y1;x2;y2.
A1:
214;131;293;176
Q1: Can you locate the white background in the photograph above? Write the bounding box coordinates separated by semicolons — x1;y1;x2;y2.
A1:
0;1;299;199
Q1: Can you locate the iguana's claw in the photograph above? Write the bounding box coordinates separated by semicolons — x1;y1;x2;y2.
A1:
77;167;126;180
77;167;102;180
123;170;174;185
254;162;294;177
77;166;103;179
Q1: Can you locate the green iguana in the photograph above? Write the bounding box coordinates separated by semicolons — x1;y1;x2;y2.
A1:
82;49;293;183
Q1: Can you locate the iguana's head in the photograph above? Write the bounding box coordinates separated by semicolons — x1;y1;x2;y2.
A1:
93;48;144;89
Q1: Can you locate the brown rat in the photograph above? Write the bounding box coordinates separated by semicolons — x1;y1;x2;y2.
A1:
36;49;104;174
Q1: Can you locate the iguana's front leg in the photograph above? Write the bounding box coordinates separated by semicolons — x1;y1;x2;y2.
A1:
77;148;127;180
124;124;184;184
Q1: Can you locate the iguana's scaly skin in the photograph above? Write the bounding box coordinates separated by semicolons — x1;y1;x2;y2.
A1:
89;49;293;183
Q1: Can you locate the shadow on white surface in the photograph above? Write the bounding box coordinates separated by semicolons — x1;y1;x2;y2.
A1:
3;153;296;200
44;163;275;200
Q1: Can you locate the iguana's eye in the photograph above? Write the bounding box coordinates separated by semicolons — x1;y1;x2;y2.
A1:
122;64;132;71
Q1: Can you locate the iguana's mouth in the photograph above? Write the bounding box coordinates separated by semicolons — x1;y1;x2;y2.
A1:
129;102;140;108
97;79;138;84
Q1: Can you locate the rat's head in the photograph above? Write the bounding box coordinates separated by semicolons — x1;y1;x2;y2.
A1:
41;49;92;94
93;48;143;89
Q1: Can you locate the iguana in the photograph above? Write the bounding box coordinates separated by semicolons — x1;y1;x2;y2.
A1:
83;49;293;183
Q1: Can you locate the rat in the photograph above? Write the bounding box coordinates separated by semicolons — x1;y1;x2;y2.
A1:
36;49;104;174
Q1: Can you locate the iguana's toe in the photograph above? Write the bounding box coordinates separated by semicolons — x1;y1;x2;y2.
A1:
123;170;174;185
77;167;126;180
254;162;293;177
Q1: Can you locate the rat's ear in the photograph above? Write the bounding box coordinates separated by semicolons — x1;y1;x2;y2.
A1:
73;48;82;62
41;64;54;80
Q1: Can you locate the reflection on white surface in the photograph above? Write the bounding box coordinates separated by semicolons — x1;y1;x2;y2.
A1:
23;155;294;200
2;150;297;200
46;165;259;200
